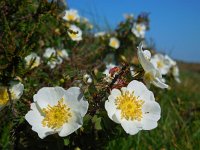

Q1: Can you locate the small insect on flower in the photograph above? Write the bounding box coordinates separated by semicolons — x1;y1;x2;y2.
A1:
0;81;24;111
137;43;168;89
105;80;161;135
63;9;80;22
25;52;41;69
109;37;120;49
25;87;89;139
68;25;82;41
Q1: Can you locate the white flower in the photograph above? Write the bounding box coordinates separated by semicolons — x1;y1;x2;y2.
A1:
63;9;80;22
43;48;56;59
137;43;168;89
94;32;106;37
43;48;69;69
68;25;82;41
132;23;146;38
172;65;181;83
109;37;120;49
25;52;41;69
83;74;92;84
105;80;161;135
164;55;181;83
43;48;57;69
0;82;24;110
164;55;176;67
57;49;69;60
9;81;24;100
150;54;171;75
25;87;89;139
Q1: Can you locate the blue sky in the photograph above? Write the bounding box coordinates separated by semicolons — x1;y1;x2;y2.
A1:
67;0;200;63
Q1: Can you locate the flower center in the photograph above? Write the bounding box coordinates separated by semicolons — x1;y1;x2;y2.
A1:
42;98;72;129
115;91;144;121
110;40;117;47
157;61;164;68
68;32;78;39
0;87;9;105
67;14;76;21
144;72;154;82
137;26;142;32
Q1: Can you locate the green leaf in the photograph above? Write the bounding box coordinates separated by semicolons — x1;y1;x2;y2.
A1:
92;115;102;130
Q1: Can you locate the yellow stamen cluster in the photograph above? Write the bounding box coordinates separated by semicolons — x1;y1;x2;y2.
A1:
42;98;72;129
144;72;154;82
0;87;9;105
157;61;164;68
68;32;78;39
137;26;142;32
67;14;76;21
116;91;144;121
110;40;117;47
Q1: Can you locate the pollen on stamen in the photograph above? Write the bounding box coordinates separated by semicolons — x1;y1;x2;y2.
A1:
42;98;72;129
115;91;144;121
0;87;9;105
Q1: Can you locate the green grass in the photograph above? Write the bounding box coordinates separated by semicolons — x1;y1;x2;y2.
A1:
106;70;200;150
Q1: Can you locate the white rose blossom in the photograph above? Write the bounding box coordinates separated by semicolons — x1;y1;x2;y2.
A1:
0;82;24;111
172;65;181;83
25;87;89;139
63;9;80;22
150;54;171;75
137;43;168;89
25;52;41;69
105;80;161;135
132;23;146;38
68;25;82;41
43;48;69;69
109;37;120;49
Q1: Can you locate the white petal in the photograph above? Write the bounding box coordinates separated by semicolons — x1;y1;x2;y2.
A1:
25;103;53;139
10;82;24;100
105;96;119;123
121;120;141;135
121;87;127;93
127;80;153;102
112;109;121;124
152;78;169;89
58;112;82;137
64;87;88;117
111;89;121;99
141;118;158;130
34;87;65;109
143;50;151;60
142;101;161;121
137;43;155;72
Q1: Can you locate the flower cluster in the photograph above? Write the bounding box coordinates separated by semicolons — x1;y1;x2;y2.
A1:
0;3;182;149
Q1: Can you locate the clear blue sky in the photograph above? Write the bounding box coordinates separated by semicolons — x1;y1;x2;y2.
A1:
67;0;200;63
